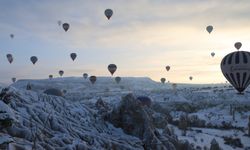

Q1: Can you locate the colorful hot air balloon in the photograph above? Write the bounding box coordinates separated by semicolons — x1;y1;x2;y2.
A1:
10;34;14;39
62;23;70;32
12;78;16;83
49;75;53;79
108;64;117;75
115;76;121;84
206;25;213;34
166;66;170;71
211;52;215;57
89;76;97;84
59;70;64;77
104;9;113;20
30;56;38;65
70;53;77;61
160;78;166;84
221;50;250;94
6;54;13;64
234;42;242;50
83;73;88;79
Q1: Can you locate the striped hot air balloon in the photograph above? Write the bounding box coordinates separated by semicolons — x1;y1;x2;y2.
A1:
221;51;250;94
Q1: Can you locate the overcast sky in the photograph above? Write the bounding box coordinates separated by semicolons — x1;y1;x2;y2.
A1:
1;0;250;84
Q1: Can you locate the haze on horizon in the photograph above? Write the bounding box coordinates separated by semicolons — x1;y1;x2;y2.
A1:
1;0;250;84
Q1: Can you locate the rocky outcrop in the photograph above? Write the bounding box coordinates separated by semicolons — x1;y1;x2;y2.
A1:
109;94;177;150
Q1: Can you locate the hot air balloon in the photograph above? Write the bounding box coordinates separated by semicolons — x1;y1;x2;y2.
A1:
161;78;166;84
211;52;215;57
104;9;113;20
12;78;16;83
49;75;53;79
70;53;77;61
59;70;64;77
83;73;88;79
10;34;14;39
89;76;97;84
234;42;242;50
115;76;121;84
108;64;117;75
189;76;193;80
221;50;250;94
57;20;62;26
6;54;13;64
62;23;70;32
30;56;38;65
166;66;170;71
206;25;213;34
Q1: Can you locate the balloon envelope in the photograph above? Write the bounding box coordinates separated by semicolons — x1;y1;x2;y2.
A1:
58;20;62;26
83;73;88;79
49;75;53;79
70;53;77;61
30;56;38;64
62;23;70;32
12;78;16;83
234;42;242;50
108;64;117;75
115;76;121;84
6;54;13;64
104;9;113;20
221;51;250;94
59;70;64;77
160;78;166;84
89;76;97;84
10;34;14;39
206;25;213;34
166;66;170;71
211;52;215;57
189;76;193;80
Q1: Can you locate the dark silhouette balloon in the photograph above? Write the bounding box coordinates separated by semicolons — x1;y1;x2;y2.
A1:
211;52;215;57
6;54;13;64
30;56;38;65
62;23;70;32
59;70;64;77
49;75;53;79
189;76;193;80
89;76;97;84
221;50;250;94
12;78;16;83
70;53;77;61
137;96;151;107
166;66;170;71
115;76;121;84
206;25;213;34
108;64;117;75
83;73;88;79
104;9;113;20
58;20;62;26
161;78;166;84
10;34;14;39
234;42;242;50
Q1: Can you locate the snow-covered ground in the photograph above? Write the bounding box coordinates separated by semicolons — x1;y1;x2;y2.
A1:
0;77;250;149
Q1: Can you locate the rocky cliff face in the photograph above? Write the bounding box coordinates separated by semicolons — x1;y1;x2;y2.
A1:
108;94;178;150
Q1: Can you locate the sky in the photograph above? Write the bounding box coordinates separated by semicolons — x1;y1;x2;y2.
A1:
1;0;250;84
